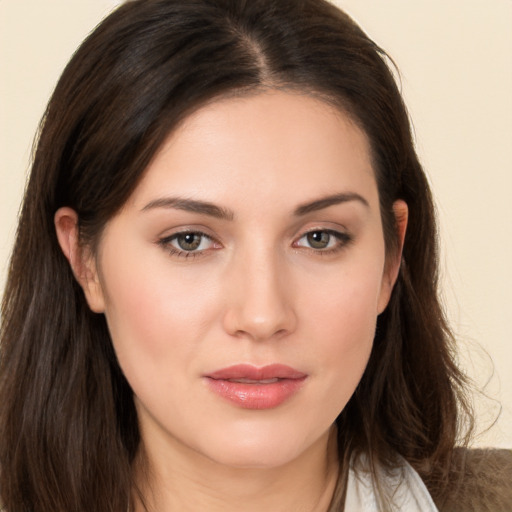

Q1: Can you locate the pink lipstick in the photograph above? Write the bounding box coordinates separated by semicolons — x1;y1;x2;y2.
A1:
204;364;307;409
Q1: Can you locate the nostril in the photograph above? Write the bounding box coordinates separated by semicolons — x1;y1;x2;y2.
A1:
221;263;297;340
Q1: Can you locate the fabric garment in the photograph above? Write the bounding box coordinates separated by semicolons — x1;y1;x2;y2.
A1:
344;456;439;511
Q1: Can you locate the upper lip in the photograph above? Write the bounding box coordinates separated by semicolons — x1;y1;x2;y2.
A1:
205;364;307;380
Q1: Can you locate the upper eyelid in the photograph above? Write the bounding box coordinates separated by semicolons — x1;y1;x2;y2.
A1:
299;227;346;235
162;229;212;238
158;227;217;242
293;218;350;233
293;227;353;250
156;225;352;249
295;226;350;239
158;231;217;258
157;226;350;240
296;228;351;240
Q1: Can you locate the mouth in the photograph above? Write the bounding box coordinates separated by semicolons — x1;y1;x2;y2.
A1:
225;378;279;384
204;364;307;410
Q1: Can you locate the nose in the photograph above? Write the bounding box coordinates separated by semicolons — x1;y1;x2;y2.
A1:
222;248;297;341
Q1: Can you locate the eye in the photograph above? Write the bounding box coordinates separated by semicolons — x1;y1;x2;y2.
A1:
173;232;209;251
304;231;333;250
294;229;352;252
158;231;217;257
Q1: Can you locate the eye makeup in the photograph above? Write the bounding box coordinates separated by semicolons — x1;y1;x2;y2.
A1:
156;226;354;260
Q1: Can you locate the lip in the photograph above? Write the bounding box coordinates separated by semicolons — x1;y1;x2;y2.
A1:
204;364;307;410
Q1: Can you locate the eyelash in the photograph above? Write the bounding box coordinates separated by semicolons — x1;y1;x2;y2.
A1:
157;231;218;259
157;228;353;259
293;229;353;255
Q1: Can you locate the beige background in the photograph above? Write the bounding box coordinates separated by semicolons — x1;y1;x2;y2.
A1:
1;0;511;448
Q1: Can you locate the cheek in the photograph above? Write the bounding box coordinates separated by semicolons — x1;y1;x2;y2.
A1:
321;292;376;370
300;264;383;408
303;260;383;343
98;242;222;381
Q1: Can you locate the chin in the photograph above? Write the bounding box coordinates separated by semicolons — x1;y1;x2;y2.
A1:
203;444;305;470
193;421;330;471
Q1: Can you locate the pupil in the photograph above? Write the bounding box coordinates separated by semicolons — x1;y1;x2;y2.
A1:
178;233;201;251
307;231;330;249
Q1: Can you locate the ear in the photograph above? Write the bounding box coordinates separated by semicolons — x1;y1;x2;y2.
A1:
54;207;106;313
377;199;408;314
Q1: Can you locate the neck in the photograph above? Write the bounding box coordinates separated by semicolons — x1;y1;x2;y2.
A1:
133;427;340;512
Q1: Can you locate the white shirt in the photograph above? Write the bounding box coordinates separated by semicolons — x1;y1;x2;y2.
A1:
344;456;439;511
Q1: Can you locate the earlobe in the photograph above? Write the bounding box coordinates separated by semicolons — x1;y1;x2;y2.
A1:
54;207;106;313
377;200;408;314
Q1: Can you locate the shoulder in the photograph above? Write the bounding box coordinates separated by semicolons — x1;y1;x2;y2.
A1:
343;449;512;512
436;448;512;512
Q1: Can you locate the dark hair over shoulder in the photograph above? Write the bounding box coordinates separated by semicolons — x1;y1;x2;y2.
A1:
0;1;473;510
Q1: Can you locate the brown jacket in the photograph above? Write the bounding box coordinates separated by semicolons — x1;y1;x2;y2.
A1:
435;448;512;512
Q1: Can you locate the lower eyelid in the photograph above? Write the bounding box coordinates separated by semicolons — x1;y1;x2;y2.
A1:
158;229;352;258
157;230;222;258
295;229;352;247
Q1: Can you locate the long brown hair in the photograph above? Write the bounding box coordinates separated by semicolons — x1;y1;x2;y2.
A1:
0;1;473;510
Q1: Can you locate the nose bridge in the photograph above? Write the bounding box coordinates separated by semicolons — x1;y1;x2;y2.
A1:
223;242;296;340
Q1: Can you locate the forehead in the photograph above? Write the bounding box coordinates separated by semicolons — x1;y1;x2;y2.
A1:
128;91;377;213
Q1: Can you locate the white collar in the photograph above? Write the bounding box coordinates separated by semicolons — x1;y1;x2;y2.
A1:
344;455;439;511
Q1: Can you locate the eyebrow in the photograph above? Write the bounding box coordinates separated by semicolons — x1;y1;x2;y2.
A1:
141;197;235;221
293;192;369;216
141;191;369;220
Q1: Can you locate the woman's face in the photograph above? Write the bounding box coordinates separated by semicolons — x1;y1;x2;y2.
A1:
79;91;401;469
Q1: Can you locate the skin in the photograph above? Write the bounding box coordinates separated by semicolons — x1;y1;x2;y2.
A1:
56;91;407;512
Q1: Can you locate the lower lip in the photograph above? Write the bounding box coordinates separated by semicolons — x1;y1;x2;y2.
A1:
205;377;306;409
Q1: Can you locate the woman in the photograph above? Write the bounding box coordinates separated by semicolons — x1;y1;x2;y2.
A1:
0;0;510;511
